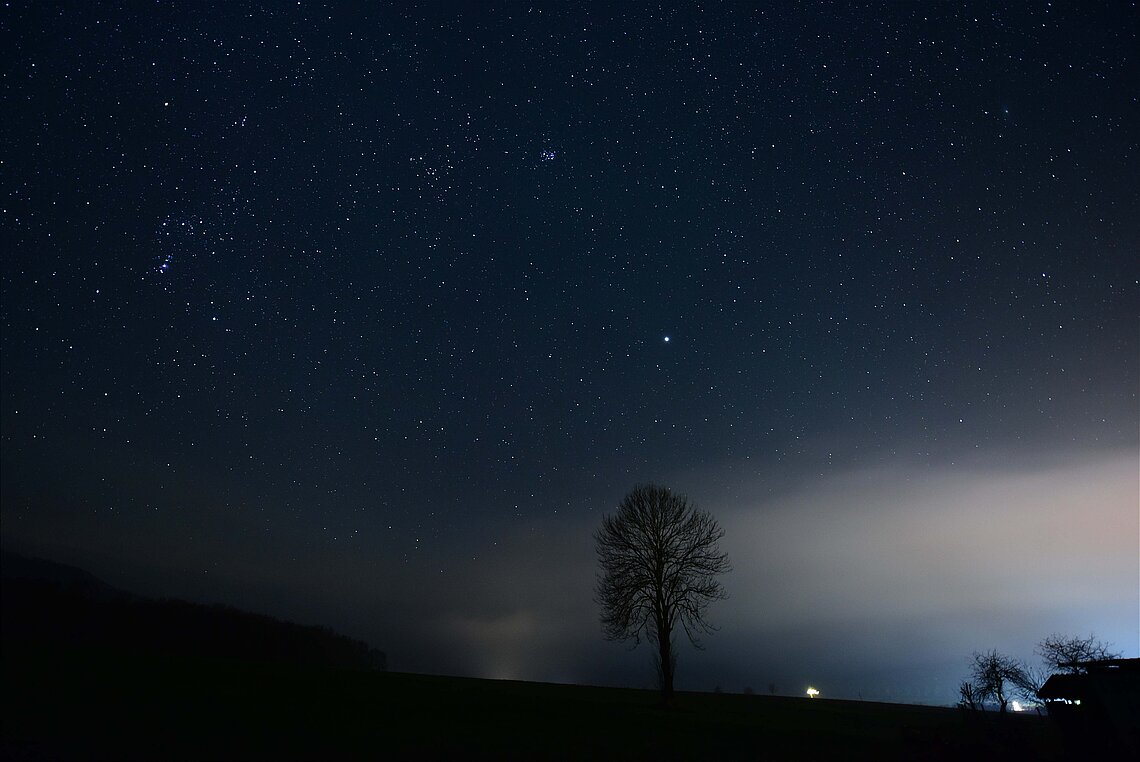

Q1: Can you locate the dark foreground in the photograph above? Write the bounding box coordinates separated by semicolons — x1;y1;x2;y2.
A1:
3;646;1064;761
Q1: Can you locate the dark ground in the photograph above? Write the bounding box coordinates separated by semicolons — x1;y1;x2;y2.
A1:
3;644;1064;761
1;553;1067;760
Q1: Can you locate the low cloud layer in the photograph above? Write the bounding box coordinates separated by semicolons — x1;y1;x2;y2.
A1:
334;446;1138;703
699;449;1138;700
6;447;1136;705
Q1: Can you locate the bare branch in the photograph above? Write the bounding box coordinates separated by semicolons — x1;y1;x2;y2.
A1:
1036;633;1122;674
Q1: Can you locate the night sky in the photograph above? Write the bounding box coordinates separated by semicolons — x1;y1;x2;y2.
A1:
2;2;1136;705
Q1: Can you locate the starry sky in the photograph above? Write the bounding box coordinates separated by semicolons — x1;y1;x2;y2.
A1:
2;2;1137;704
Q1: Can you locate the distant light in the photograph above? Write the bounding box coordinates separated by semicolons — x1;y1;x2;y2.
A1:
1011;701;1024;712
663;336;670;343
806;687;819;699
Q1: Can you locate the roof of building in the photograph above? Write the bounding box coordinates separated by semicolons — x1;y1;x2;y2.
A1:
1036;658;1140;701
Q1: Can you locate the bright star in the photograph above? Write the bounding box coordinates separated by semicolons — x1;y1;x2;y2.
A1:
663;336;670;343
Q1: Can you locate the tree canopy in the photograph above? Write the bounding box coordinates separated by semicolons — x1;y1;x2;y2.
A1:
1037;633;1121;673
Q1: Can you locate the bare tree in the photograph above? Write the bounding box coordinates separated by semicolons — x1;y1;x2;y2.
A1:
594;484;731;703
1037;633;1121;674
1011;663;1048;708
969;650;1031;714
958;681;981;711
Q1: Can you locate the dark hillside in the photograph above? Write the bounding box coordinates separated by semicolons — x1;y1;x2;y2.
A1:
1;551;385;671
1;552;130;601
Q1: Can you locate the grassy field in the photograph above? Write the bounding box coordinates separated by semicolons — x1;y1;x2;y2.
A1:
3;645;1064;760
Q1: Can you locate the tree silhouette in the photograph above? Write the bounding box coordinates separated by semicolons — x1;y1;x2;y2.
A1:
594;484;730;703
1037;633;1121;674
969;649;1032;713
958;681;981;711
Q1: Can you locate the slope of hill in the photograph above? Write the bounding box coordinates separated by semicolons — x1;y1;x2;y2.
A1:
1;550;386;671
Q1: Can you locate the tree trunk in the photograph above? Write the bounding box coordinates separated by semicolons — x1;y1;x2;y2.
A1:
658;632;674;704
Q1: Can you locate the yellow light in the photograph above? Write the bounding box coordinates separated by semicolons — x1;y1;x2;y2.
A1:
806;687;820;698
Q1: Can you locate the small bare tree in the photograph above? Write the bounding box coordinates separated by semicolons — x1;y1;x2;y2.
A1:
1037;633;1121;674
958;681;981;711
595;484;730;703
969;650;1031;714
